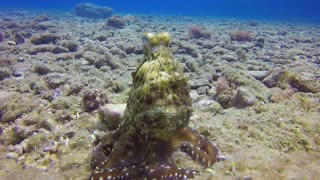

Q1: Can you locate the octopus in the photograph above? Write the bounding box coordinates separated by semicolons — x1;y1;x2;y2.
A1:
90;32;219;179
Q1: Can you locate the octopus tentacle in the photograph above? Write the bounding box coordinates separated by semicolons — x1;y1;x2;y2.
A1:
90;162;144;180
145;162;198;179
90;162;198;180
173;127;219;167
91;142;113;170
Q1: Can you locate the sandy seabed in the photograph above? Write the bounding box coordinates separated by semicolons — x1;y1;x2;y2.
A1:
0;10;320;180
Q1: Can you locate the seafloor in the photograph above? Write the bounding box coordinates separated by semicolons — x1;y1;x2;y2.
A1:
0;10;319;180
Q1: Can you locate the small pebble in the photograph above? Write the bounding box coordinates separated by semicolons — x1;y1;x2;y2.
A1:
18;56;25;62
7;40;16;45
248;70;269;80
218;155;228;161
6;152;19;160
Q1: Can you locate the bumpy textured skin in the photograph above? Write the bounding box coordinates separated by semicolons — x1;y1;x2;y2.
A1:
90;32;219;180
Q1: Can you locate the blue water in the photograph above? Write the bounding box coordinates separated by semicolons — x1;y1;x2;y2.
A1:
1;0;320;22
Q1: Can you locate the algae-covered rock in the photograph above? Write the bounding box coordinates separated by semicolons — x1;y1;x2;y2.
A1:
262;70;320;93
27;45;69;55
30;34;60;45
106;16;126;29
98;104;126;131
46;73;69;89
33;63;51;75
193;100;223;114
82;89;108;112
215;66;270;108
61;41;79;52
0;92;35;123
0;67;12;80
83;51;118;69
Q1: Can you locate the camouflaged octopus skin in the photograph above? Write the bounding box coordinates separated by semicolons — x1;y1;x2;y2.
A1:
90;32;219;180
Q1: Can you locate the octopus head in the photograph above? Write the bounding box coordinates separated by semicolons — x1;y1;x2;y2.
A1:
128;32;192;141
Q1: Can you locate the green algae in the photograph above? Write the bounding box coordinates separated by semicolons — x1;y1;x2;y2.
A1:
277;70;320;93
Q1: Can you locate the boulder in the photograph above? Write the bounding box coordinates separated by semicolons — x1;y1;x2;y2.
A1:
75;3;113;19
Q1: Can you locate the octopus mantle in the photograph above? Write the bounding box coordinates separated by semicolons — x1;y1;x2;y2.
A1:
90;32;219;179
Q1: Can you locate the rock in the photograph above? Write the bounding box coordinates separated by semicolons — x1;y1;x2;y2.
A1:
262;70;282;88
18;56;25;62
13;32;25;44
0;31;4;42
216;91;235;109
7;40;16;46
31;22;56;30
0;67;11;80
221;66;270;104
179;42;198;58
286;48;306;56
63;81;84;96
228;44;249;51
185;59;200;73
294;36;312;43
34;14;50;22
234;87;257;108
30;34;60;45
123;15;139;25
207;86;217;96
51;98;72;110
75;3;113;19
82;90;108;112
55;53;75;61
221;55;237;62
12;67;28;77
248;70;269;80
109;46;126;56
189;78;211;90
0;93;36;123
193;100;223;114
34;63;51;75
187;25;211;39
123;44;136;54
194;99;214;108
27;45;69;55
212;47;227;55
62;41;79;52
46;73;69;89
277;30;288;36
98;104;126;130
6;152;19;160
255;42;264;48
262;70;320;93
229;30;252;42
83;51;118;69
215;66;270;108
202;42;214;49
43;141;59;153
197;86;209;95
106;16;126;29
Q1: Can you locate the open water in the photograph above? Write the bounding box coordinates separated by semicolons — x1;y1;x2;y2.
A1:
1;0;320;22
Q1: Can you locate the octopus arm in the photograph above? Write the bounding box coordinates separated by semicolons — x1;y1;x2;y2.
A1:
145;162;198;179
90;163;144;180
171;127;219;167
